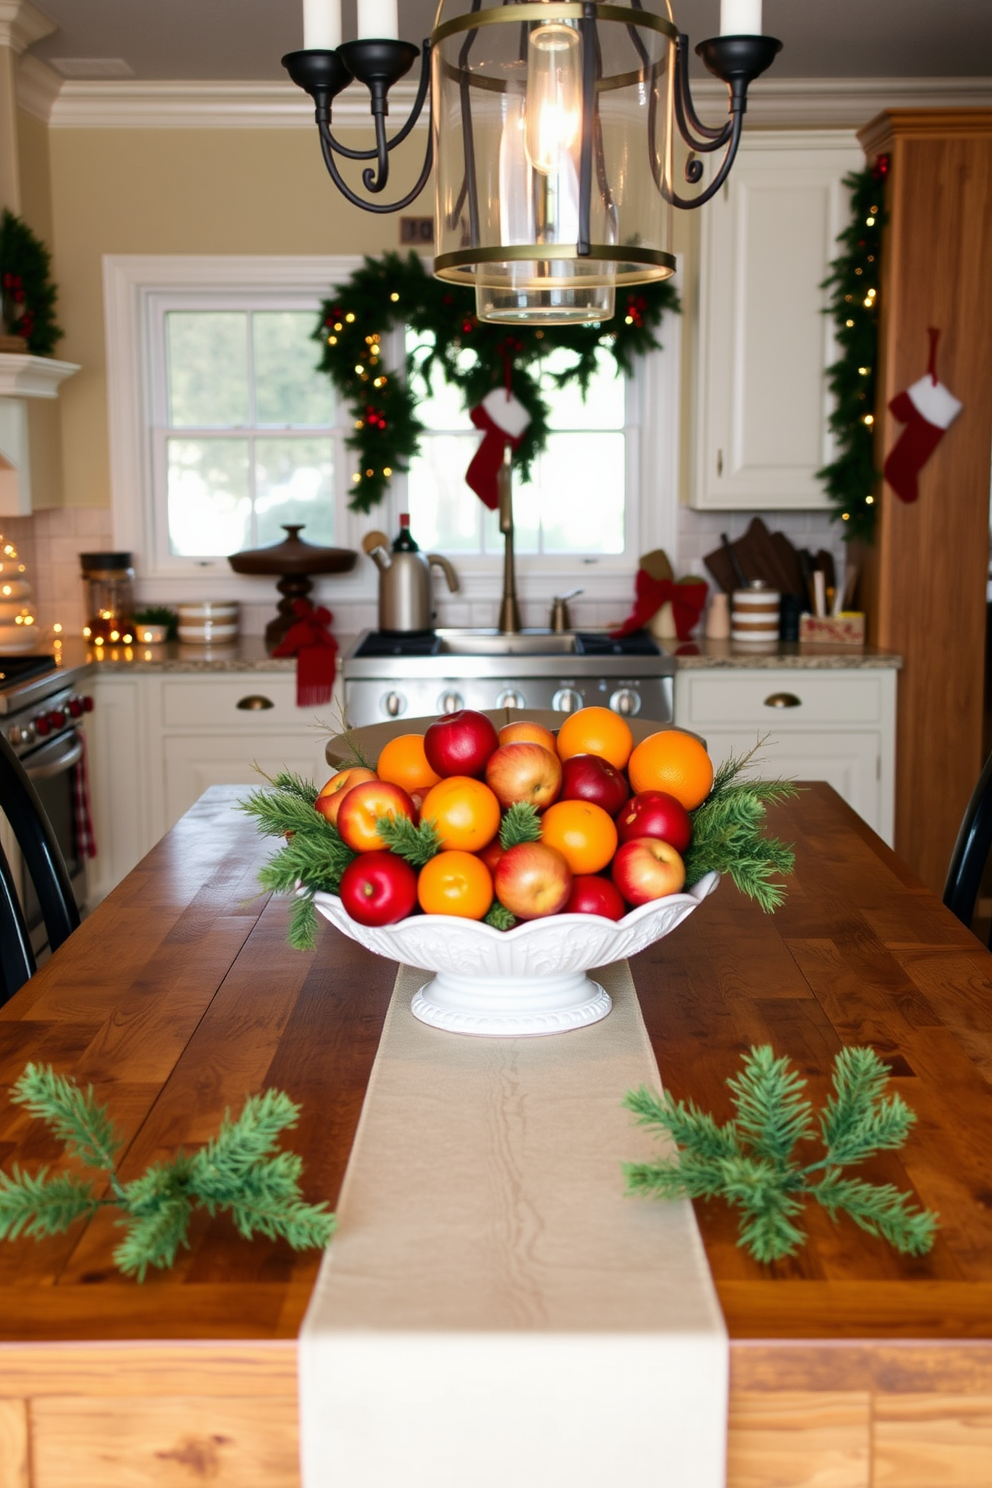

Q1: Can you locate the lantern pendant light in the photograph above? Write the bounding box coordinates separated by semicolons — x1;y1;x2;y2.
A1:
283;1;782;326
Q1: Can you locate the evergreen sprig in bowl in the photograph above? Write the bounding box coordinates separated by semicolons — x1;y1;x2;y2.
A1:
312;872;719;1039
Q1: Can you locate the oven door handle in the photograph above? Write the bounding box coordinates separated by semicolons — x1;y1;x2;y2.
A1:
25;731;83;780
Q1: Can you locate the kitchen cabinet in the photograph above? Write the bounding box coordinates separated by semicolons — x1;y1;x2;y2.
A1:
859;109;992;895
88;671;338;904
692;131;863;510
674;667;896;843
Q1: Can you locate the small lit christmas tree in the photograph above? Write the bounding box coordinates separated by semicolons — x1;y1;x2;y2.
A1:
0;535;38;651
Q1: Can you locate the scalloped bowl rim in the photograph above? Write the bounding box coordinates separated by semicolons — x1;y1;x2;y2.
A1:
313;869;720;948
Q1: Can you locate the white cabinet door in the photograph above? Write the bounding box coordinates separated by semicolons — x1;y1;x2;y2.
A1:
692;131;864;510
88;676;156;903
162;732;331;830
698;728;881;836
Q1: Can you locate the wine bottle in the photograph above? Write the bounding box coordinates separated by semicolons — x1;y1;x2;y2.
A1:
392;513;419;552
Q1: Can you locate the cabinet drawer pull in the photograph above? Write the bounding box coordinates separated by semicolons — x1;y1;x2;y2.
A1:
764;691;801;709
236;695;275;711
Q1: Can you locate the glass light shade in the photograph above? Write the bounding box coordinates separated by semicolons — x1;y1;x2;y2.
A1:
432;0;677;326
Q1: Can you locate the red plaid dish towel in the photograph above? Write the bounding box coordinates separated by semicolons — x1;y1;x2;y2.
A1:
73;728;97;860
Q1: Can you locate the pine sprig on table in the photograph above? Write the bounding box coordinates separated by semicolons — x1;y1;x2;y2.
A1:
685;744;799;912
376;812;441;867
0;1066;334;1282
500;801;542;849
623;1045;937;1264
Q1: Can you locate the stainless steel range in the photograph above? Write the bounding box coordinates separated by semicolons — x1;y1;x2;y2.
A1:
343;630;675;727
0;654;93;952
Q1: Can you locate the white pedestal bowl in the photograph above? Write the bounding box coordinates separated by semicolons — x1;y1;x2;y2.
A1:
312;871;719;1038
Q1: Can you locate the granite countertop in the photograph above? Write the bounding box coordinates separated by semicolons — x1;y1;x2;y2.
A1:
51;634;901;675
667;639;902;669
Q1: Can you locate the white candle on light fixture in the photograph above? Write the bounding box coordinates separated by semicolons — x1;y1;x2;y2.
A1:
720;0;762;34
303;0;341;49
357;0;398;39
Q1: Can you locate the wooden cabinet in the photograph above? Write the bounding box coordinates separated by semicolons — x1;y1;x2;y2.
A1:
674;667;897;843
692;131;863;510
859;109;992;894
89;670;338;903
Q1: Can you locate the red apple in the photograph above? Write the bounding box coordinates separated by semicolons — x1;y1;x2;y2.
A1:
616;790;692;853
336;780;416;853
499;720;558;752
339;851;418;927
424;709;499;779
494;842;572;921
563;875;627;920
485;742;562;811
314;767;378;828
612;836;686;906
477;837;505;875
559;753;630;818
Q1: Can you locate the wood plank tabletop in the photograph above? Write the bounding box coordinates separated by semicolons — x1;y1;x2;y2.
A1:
2;783;992;1376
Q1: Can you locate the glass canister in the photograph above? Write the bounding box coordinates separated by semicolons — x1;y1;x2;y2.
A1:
80;552;135;644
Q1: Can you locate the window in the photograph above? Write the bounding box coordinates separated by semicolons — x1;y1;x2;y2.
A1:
161;309;336;557
105;256;680;610
406;336;629;557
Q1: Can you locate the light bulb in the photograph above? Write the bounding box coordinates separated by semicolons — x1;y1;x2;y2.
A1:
525;23;582;176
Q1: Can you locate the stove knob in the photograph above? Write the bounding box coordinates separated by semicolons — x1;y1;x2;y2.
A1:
496;688;526;710
438;690;464;714
48;710;65;729
82;695;94;713
68;697;83;718
382;691;406;718
22;722;35;744
7;725;21;747
552;687;583;713
610;687;641;717
35;715;51;737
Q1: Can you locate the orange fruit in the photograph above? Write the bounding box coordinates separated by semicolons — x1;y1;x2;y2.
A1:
540;799;618;875
556;706;633;771
627;729;714;810
499;720;558;752
420;776;502;853
376;733;442;794
418;850;494;920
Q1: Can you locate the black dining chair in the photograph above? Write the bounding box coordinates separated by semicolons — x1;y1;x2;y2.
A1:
0;728;80;1006
944;749;992;943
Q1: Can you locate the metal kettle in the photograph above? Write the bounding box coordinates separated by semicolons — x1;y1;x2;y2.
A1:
363;532;460;633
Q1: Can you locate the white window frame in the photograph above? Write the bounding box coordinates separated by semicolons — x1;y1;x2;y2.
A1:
104;254;681;612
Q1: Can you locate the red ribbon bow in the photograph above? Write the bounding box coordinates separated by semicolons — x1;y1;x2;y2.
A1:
272;599;338;708
609;571;708;642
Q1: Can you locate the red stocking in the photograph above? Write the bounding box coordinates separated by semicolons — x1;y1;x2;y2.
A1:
466;389;531;509
883;329;962;503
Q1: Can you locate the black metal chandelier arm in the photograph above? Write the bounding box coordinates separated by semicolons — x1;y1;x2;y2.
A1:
665;106;743;210
317;121;434;213
673;34;734;151
321;40;432;163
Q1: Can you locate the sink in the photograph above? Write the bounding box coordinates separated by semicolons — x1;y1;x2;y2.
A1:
435;629;578;656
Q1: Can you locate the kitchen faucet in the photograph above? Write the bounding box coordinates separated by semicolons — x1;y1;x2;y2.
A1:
497;446;521;634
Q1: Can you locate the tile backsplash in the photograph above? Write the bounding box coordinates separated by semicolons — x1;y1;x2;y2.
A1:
0;503;849;645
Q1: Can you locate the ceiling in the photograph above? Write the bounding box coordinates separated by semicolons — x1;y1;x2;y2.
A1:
24;0;992;83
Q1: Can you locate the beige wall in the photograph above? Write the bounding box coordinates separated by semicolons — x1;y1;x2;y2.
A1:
46;124;429;508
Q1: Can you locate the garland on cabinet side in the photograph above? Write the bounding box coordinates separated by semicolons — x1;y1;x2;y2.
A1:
817;159;888;543
313;252;680;514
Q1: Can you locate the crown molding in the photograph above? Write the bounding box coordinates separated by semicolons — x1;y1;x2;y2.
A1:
21;72;992;131
16;53;62;122
0;0;54;55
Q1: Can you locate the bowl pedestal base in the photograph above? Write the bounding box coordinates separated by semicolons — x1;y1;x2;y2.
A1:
411;970;612;1038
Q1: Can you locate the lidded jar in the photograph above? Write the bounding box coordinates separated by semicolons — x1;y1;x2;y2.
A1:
80;552;135;644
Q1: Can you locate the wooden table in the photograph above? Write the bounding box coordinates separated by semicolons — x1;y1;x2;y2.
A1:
2;784;992;1487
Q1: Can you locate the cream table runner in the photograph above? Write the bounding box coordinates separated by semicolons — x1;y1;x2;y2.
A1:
299;960;728;1487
